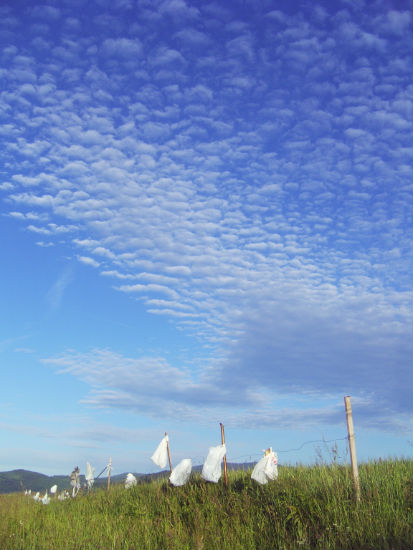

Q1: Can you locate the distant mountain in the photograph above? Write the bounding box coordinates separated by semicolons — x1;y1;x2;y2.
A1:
0;462;255;494
0;469;139;494
0;469;70;494
0;470;103;494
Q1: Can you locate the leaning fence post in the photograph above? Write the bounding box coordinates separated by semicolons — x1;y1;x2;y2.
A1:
165;432;173;473
344;396;361;501
220;422;228;488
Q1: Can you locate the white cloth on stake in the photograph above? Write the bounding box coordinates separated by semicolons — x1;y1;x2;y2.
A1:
70;466;80;497
85;462;95;489
151;435;169;469
251;450;278;485
169;459;192;486
201;444;226;483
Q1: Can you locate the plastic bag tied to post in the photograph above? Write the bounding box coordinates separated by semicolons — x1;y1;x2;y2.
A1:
70;466;80;497
151;435;169;469
169;459;192;486
201;444;226;483
85;462;95;489
251;450;278;485
125;473;137;489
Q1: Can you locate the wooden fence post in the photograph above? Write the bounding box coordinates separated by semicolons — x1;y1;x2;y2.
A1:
220;422;228;488
165;432;173;473
107;457;112;490
344;396;361;501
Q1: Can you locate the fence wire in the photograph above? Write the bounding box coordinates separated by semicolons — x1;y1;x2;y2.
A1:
189;435;349;469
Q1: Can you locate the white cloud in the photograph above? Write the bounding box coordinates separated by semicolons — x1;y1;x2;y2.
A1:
174;28;211;47
1;0;411;439
27;224;51;235
375;10;411;36
150;47;186;67
0;182;14;191
78;256;100;268
118;283;179;300
101;38;142;58
42;339;411;434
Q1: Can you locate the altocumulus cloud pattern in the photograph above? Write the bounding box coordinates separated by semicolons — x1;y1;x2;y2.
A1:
0;0;412;471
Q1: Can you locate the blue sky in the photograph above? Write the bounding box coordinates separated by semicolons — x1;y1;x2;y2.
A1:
0;0;412;477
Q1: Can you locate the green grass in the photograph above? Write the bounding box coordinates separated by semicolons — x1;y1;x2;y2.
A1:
1;459;411;550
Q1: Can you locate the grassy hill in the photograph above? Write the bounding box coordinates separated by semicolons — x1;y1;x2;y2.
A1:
0;459;411;550
0;470;66;494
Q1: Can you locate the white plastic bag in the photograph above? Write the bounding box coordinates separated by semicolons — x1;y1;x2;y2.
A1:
70;466;80;497
125;473;137;489
251;450;278;485
264;451;278;481
201;444;226;483
151;435;169;469
169;459;192;486
85;462;95;489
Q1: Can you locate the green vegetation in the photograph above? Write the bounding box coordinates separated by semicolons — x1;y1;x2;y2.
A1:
0;459;411;550
0;470;72;494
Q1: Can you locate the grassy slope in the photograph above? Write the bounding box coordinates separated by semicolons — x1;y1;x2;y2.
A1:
0;459;412;550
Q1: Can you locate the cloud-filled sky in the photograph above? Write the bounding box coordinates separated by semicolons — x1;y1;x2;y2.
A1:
1;0;412;476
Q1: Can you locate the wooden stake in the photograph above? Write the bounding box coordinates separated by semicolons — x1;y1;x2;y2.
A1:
220;422;228;488
107;457;112;491
344;396;361;501
165;432;173;473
